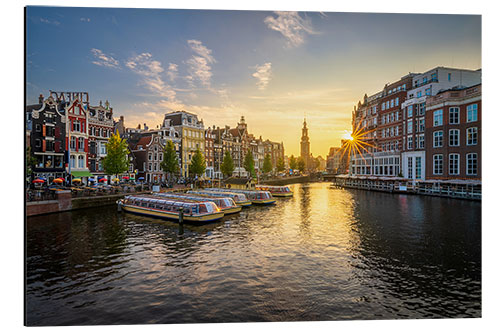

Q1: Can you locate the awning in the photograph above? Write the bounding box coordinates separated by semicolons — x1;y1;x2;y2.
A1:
71;170;94;177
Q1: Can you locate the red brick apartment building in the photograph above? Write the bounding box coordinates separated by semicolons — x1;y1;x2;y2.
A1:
425;84;481;180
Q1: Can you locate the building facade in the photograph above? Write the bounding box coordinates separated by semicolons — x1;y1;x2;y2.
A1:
27;94;67;181
425;84;481;180
401;67;482;180
131;134;166;183
88;100;114;177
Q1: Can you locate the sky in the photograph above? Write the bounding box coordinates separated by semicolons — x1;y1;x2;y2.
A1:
26;7;481;157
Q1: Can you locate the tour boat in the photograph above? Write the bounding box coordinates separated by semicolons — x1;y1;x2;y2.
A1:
188;190;252;207
255;185;293;197
204;188;276;205
117;195;224;223
152;192;242;214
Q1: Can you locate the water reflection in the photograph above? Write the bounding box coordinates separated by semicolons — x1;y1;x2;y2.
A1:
26;183;481;325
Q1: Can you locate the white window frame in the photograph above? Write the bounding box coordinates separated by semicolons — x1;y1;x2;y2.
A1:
449;153;460;175
467;127;478;146
449;107;460;125
466;153;478;176
433;131;443;148
433;154;443;175
449;129;460;147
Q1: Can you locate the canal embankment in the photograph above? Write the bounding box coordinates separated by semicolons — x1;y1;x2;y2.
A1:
331;175;481;201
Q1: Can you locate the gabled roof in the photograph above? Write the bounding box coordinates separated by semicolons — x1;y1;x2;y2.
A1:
133;136;153;150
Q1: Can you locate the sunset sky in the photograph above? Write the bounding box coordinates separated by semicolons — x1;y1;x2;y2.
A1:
26;7;481;157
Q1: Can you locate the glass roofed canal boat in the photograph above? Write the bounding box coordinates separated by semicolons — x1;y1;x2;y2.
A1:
117;195;224;223
187;190;252;207
203;188;276;205
152;192;242;214
255;185;293;197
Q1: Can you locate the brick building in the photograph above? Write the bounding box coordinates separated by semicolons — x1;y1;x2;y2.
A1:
425;84;481;180
88;100;114;178
27;94;67;181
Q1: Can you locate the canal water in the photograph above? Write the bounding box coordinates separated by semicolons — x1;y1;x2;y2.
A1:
26;182;481;325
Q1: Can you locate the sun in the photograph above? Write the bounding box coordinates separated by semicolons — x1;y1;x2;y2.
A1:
342;130;354;141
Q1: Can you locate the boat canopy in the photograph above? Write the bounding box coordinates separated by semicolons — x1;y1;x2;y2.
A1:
256;185;291;193
153;193;237;209
204;188;273;200
188;190;248;202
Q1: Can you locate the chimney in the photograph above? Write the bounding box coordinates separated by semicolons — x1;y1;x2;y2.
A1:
38;94;44;104
120;115;124;122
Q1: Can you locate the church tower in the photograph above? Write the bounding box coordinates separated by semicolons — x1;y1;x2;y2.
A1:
300;118;310;170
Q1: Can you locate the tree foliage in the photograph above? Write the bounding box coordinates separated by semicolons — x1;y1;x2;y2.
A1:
262;154;272;173
276;157;285;172
102;132;130;176
297;157;305;172
289;155;297;170
160;140;179;177
221;150;235;177
244;150;255;177
26;146;37;177
189;148;206;177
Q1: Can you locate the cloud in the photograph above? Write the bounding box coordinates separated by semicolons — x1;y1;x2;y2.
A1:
126;53;178;100
264;11;317;47
90;48;120;68
166;63;178;81
80;17;91;22
40;18;60;26
252;63;272;90
186;40;216;87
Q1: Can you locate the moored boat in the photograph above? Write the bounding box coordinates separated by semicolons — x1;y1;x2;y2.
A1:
255;185;293;197
117;195;224;223
188;190;252;207
204;188;276;205
153;192;242;214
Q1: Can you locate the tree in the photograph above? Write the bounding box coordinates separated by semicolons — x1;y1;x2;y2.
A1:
297;157;305;173
312;157;320;171
160;140;179;182
276;157;285;172
221;150;235;178
189;148;206;178
244;150;256;177
262;154;272;174
102;132;130;177
26;146;37;178
289;155;297;170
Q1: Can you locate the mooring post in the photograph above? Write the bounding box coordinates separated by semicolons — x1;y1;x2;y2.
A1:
178;207;184;234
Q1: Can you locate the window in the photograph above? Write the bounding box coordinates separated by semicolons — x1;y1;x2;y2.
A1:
407;120;413;134
419;103;426;115
417;91;422;98
467;127;478;145
415;156;422;179
149;163;152;171
70;155;76;168
382;103;386;111
390;99;394;108
433;131;443;147
35;124;41;132
467;104;478;122
395;97;399;106
449;107;460;124
466;153;478;175
408;157;413;178
148;153;152;161
78;137;84;150
449;129;460;147
78;155;84;168
423;77;428;84
431;73;437;81
433;155;443;175
407;105;413;118
417;118;424;132
434;110;443;126
448;73;451;81
73;120;80;132
70;137;76;150
407;136;413;149
418;134;425;149
425;88;431;96
100;142;107;155
449;154;460;175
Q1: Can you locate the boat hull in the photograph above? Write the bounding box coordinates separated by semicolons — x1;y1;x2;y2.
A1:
251;199;276;205
122;204;225;223
271;192;293;197
221;205;243;214
236;200;252;207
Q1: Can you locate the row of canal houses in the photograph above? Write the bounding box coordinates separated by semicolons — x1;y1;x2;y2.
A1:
27;92;116;184
26;91;285;185
349;66;481;181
